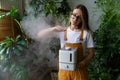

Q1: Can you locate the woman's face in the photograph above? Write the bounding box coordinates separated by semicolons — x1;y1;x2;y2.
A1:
70;9;82;27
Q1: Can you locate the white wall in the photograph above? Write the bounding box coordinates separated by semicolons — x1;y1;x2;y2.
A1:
68;0;101;31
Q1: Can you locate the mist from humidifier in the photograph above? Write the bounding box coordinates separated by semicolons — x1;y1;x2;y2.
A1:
19;0;59;80
20;0;58;42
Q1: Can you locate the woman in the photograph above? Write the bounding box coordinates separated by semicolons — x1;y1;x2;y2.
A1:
38;4;94;80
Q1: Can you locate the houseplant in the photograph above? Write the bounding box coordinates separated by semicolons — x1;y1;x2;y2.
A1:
0;6;17;19
0;35;28;80
0;3;30;80
29;0;71;24
88;0;120;80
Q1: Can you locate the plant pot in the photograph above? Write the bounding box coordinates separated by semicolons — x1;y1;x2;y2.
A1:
0;9;21;41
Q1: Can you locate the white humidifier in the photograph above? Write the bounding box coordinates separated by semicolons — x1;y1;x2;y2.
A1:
59;47;77;71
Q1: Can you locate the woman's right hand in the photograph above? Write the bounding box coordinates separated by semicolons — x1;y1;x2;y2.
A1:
37;25;66;39
52;25;67;32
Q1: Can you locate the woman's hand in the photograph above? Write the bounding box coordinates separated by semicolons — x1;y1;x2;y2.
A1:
52;25;67;32
37;25;66;40
77;48;94;68
77;61;86;68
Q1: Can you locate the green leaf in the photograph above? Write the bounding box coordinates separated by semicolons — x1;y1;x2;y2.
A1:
3;66;9;72
9;6;18;16
16;35;21;41
9;63;16;72
16;45;24;51
17;40;26;45
12;47;21;55
6;47;10;54
0;48;6;55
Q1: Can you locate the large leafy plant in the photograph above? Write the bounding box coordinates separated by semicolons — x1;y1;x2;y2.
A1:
88;0;120;80
0;35;28;80
29;0;71;24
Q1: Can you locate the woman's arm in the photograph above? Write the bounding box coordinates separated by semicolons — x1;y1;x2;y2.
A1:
81;48;94;65
37;25;66;38
81;31;94;65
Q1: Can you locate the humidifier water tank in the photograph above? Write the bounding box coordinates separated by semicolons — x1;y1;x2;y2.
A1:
59;48;77;71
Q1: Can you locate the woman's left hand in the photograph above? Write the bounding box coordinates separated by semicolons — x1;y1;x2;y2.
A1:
77;61;86;68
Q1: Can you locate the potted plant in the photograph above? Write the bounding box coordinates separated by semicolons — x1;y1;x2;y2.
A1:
0;35;28;80
0;6;25;41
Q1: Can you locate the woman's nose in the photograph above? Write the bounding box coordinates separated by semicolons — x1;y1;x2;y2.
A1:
73;17;78;21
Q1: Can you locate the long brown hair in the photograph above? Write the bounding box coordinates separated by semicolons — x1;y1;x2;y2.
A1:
69;4;90;30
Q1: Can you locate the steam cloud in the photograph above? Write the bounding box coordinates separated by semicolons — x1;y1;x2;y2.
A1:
20;0;59;80
1;0;65;80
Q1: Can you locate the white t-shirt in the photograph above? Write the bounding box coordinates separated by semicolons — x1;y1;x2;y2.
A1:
57;27;94;55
